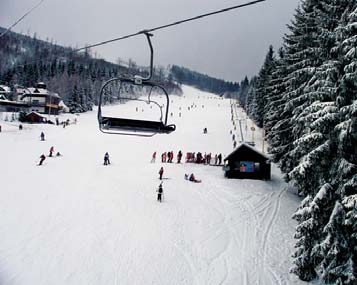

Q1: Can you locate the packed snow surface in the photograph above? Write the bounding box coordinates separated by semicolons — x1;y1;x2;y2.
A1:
0;85;307;284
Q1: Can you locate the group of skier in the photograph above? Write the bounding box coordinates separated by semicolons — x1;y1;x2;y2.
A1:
38;144;61;166
155;150;183;163
186;152;222;165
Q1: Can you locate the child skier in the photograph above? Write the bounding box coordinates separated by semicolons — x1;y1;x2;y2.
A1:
104;152;110;165
157;182;163;202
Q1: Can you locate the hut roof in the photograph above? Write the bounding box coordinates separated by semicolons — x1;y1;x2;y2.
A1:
224;143;269;161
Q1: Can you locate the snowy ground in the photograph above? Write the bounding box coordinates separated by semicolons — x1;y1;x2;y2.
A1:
0;85;307;285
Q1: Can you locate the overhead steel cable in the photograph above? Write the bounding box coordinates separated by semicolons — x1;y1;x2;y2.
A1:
75;0;266;52
9;0;266;68
0;0;45;39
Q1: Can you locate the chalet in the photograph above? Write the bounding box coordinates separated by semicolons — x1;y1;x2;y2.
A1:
19;82;61;115
24;112;47;124
223;143;271;180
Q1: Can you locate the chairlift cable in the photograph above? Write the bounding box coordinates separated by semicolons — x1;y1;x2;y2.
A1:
0;0;46;39
75;0;266;52
8;0;266;69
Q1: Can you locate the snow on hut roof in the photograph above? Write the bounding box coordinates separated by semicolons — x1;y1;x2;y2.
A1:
224;142;270;161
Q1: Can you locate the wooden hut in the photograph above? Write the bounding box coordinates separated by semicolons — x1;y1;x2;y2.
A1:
223;143;271;180
24;112;47;124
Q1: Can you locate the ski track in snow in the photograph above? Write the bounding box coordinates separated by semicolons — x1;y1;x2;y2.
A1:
0;85;308;285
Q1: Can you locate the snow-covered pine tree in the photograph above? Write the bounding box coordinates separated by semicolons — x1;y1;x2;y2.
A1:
68;84;83;113
264;47;293;167
292;3;357;283
245;76;257;118
312;201;350;283
290;195;317;281
291;183;336;281
237;76;249;109
250;45;275;128
340;194;357;285
267;2;320;176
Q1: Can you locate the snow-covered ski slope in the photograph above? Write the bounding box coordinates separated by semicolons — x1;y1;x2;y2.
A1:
0;85;307;284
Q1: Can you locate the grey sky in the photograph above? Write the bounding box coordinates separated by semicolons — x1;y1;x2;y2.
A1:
0;0;301;82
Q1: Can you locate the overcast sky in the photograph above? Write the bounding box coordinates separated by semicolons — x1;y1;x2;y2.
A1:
1;0;301;82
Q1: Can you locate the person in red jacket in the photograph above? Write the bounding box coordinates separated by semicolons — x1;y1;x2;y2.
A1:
38;154;46;166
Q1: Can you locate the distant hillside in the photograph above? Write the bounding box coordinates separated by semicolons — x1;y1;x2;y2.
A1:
0;27;183;112
170;65;240;95
0;27;239;112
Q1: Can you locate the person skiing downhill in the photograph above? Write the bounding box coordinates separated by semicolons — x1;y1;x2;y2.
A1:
159;166;164;180
157;182;163;202
104;152;110;165
38;154;46;166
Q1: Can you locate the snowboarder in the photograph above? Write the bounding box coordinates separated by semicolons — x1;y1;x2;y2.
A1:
157;182;163;202
159;166;164;180
40;132;45;141
104;152;110;165
49;146;54;157
151;151;156;163
38;154;46;166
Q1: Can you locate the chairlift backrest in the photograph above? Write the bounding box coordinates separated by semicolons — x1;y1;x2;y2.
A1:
97;32;175;137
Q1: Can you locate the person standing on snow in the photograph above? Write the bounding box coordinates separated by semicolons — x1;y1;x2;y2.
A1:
104;152;110;165
177;150;183;163
40;132;45;141
38;154;46;166
157;182;163;202
218;153;222;165
151;151;156;163
49;146;54;157
159;166;164;180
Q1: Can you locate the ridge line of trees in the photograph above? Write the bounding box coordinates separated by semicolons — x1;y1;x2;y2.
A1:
236;1;356;284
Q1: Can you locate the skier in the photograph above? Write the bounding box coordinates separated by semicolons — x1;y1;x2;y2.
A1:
233;140;237;148
151;151;156;163
49;146;54;157
157;182;163;202
19;124;23;130
38;154;46;166
40;132;45;141
177;150;183;163
104;152;110;165
188;173;202;183
218;153;222;165
159;166;164;180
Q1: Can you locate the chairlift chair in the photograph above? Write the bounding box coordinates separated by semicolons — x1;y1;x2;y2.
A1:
97;32;176;137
